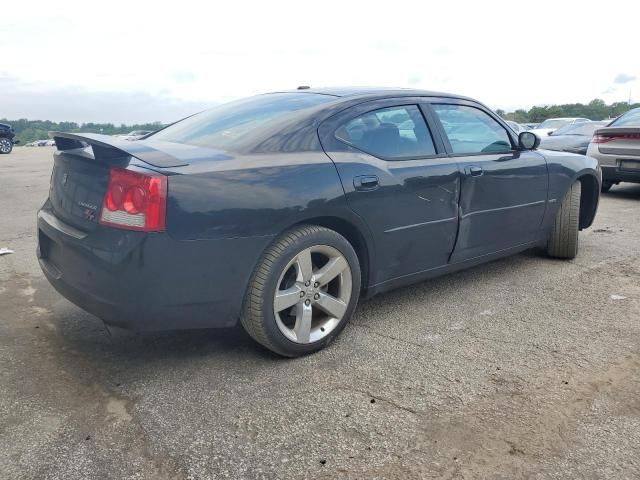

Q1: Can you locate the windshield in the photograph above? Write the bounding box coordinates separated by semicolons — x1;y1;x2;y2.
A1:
151;93;335;149
610;108;640;127
537;119;571;129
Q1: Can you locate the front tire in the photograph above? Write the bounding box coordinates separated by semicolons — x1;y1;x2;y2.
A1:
547;181;581;259
241;225;361;357
0;138;13;154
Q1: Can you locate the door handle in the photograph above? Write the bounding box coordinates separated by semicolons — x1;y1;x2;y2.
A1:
465;166;483;177
354;175;379;191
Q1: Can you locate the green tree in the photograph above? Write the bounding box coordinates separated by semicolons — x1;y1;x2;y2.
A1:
2;118;165;144
501;99;640;124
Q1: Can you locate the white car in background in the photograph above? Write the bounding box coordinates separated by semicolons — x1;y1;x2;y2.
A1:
529;117;590;138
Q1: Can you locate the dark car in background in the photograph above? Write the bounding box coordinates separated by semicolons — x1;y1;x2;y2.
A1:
38;88;601;357
0;123;18;154
540;121;608;155
587;107;640;191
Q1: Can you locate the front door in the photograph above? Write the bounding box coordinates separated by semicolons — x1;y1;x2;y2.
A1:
429;101;549;262
319;99;461;286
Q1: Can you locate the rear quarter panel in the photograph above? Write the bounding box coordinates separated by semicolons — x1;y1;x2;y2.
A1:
165;152;363;241
540;150;601;230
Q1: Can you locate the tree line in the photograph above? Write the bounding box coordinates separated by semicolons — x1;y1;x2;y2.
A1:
1;119;165;145
4;98;639;144
496;99;640;124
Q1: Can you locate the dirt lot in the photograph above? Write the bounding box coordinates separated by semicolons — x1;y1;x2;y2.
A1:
1;147;639;479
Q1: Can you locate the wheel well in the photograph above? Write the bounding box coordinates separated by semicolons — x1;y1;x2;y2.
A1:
577;174;599;229
292;216;370;293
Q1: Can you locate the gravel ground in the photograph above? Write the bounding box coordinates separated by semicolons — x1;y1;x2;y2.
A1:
1;147;639;479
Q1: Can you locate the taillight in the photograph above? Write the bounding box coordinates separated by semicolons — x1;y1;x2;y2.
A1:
592;133;640;143
100;167;167;231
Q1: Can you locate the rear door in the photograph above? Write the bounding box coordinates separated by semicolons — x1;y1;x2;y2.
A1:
319;98;460;285
428;100;549;262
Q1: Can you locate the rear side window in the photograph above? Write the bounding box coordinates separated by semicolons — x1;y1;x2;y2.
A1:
432;104;512;154
335;105;437;160
151;93;335;149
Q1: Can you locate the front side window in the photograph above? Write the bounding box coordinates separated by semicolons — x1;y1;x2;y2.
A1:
432;104;512;154
335;105;436;160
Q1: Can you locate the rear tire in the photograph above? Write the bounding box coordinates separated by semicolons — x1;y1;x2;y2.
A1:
240;225;361;357
0;138;13;154
547;181;581;259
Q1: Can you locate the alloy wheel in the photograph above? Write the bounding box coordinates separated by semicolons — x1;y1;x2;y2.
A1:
0;139;11;153
273;245;352;344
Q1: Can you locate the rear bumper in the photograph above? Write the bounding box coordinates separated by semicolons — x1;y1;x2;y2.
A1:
601;165;640;184
37;202;273;331
588;146;640;184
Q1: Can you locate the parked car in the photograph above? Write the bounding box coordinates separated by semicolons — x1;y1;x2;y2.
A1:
26;139;50;147
0;122;19;154
523;123;539;130
115;130;154;141
506;121;530;134
587;107;640;192
529;117;590;138
539;121;609;155
38;88;600;357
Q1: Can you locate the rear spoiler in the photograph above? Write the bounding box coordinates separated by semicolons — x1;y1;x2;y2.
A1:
594;127;640;136
48;131;187;168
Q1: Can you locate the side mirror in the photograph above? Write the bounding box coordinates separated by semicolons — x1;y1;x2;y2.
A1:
519;131;540;150
13;139;20;144
547;131;553;136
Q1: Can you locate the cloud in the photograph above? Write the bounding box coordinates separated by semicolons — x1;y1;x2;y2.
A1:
172;71;197;84
614;73;637;84
0;74;211;124
3;0;640;119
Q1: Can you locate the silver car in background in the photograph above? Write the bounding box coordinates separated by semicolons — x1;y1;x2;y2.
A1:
587;107;640;192
529;117;590;138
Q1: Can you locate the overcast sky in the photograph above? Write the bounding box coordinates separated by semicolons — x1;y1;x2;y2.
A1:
1;0;638;124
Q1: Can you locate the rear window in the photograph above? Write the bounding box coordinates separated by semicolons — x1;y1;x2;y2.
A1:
537;119;570;129
552;122;604;136
610;108;640;127
151;93;335;149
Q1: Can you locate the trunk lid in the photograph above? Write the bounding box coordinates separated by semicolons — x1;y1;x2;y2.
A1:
594;127;640;157
47;132;187;232
49;149;111;231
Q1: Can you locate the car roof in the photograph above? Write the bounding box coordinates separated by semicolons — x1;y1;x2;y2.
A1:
271;86;474;101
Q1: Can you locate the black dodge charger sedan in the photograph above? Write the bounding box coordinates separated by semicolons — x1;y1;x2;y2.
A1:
38;87;601;356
